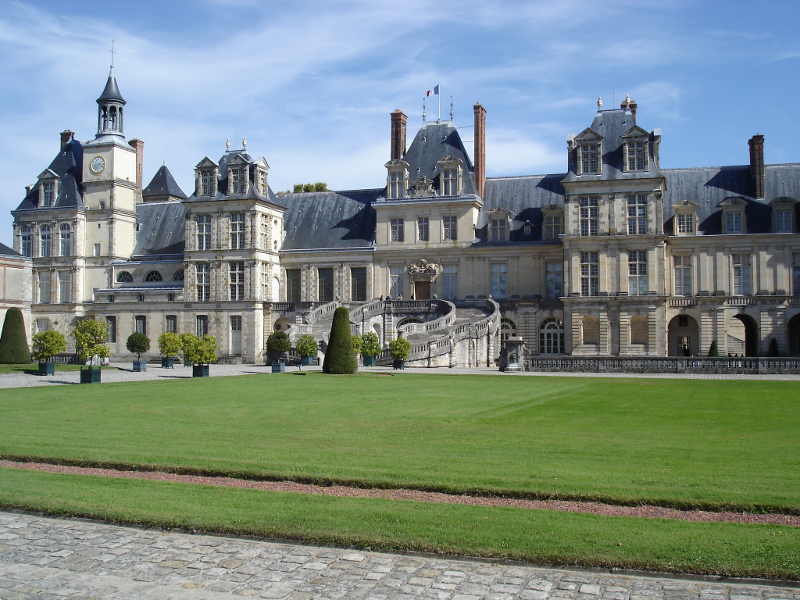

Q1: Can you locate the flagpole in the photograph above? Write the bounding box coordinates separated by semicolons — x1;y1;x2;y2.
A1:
437;85;441;121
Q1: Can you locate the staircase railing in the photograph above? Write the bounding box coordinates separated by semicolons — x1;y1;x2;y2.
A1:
304;300;340;325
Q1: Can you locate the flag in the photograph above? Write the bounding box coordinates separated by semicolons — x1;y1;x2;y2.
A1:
425;90;431;97
433;84;439;95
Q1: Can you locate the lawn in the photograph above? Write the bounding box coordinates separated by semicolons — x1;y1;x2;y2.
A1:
0;372;798;511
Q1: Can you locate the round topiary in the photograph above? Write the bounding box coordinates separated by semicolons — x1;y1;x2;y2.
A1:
126;332;150;361
322;306;356;374
0;308;30;364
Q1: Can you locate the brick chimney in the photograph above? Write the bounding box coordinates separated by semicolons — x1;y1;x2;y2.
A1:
390;110;407;160
128;139;144;189
60;130;74;150
473;103;486;198
748;134;765;199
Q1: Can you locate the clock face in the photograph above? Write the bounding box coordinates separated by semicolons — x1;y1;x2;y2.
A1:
90;156;106;174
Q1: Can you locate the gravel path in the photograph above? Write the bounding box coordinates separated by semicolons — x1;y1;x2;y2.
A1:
3;460;797;527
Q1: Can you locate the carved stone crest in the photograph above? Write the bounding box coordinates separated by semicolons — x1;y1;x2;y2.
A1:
406;258;443;282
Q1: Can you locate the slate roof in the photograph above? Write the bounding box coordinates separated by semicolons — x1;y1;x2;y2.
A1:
403;122;475;194
14;138;84;211
97;74;125;104
133;201;186;256
142;165;187;200
0;242;22;257
281;189;381;250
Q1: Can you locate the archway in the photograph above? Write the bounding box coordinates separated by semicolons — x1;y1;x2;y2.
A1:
500;318;517;343
667;314;699;356
729;313;759;356
788;314;800;356
539;319;564;354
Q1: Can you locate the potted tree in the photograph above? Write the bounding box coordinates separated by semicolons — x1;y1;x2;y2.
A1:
295;334;318;370
351;334;363;366
266;330;291;372
360;331;381;367
188;334;216;377
127;332;150;372
389;336;411;370
31;330;66;376
73;319;109;384
158;332;181;368
180;333;198;367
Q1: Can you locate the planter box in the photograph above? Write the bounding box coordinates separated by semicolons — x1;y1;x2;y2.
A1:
271;361;286;373
80;367;102;384
38;361;55;376
132;360;147;372
161;357;175;368
192;365;210;378
392;359;405;370
362;355;375;367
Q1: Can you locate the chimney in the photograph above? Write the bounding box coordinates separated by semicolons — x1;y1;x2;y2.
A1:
128;139;144;189
390;110;407;160
473;103;486;198
748;134;765;199
60;130;74;150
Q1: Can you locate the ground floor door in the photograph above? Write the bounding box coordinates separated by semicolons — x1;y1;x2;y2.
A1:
414;280;431;300
230;316;242;355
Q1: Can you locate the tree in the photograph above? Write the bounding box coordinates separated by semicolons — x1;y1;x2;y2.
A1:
707;340;719;357
295;335;318;370
360;331;381;358
31;330;66;363
266;331;291;362
322;306;356;374
351;334;363;355
389;337;411;362
126;332;150;361
302;183;315;192
313;182;328;192
293;184;303;193
0;308;30;363
188;335;217;366
179;333;198;365
73;319;109;364
158;332;182;358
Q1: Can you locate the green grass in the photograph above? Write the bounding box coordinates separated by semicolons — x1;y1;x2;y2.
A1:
0;373;798;510
1;467;798;580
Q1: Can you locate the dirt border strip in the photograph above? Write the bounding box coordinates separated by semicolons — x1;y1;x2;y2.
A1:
2;460;798;527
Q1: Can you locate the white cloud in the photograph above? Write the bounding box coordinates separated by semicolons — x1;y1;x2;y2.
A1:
486;128;563;176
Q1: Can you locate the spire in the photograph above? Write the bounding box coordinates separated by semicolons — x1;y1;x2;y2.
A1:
95;64;126;137
97;75;126;105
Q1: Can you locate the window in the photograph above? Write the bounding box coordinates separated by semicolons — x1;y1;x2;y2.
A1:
173;269;184;281
260;215;270;249
196;315;209;336
627;194;648;234
793;253;800;296
490;263;508;299
196;215;211;250
582;316;600;345
544;213;563;240
579;143;600;174
677;213;695;234
389;266;405;298
43;181;54;207
134;316;146;335
318;268;334;302
106;316;117;343
38;271;51;304
165;315;177;333
59;224;71;256
775;209;793;233
93;243;101;257
417;217;429;242
389;172;404;199
145;271;162;282
167;293;175;302
674;255;692;296
442;168;457;196
545;262;563;299
580;251;599;296
441;265;457;299
579;196;599;236
626;140;647;171
257;169;267;194
286;269;301;303
390;218;404;242
630;315;648;346
229;261;245;301
40;225;51;257
196;263;210;302
117;271;133;283
628;250;648;295
201;170;214;196
261;269;269;300
20;225;32;257
230;213;245;249
138;294;145;303
490;218;508;242
230;167;246;194
732;254;751;296
58;271;72;303
351;267;367;302
540;320;564;354
725;211;743;233
442;215;457;241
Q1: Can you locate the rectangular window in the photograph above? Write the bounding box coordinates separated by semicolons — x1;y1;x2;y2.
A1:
201;171;214;196
40;226;52;257
196;263;210;302
260;215;269;249
229;261;245;301
20;226;32;257
545;262;563;299
490;263;508;299
257;170;267;194
579;144;600;174
417;217;429;242
286;269;301;303
443;168;457;196
389;266;405;298
628;250;648;296
106;316;117;343
441;265;457;299
490;218;508;242
196;215;211;250
93;243;101;257
59;225;71;256
726;211;743;233
58;271;72;304
230;213;245;249
166;315;177;333
442;215;457;241
231;167;246;194
390;218;404;242
43;182;54;207
580;251;599;296
196;315;208;336
134;315;146;336
732;254;751;296
318;267;334;302
579;196;599;236
674;255;692;296
776;209;793;233
544;214;563;240
389;172;403;199
626;141;647;171
38;272;51;304
627;194;648;234
350;267;367;302
677;213;695;234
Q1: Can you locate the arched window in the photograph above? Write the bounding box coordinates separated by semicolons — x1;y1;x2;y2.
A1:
145;271;163;282
117;271;133;283
500;319;517;343
173;269;184;281
59;223;71;256
540;320;564;354
40;225;52;257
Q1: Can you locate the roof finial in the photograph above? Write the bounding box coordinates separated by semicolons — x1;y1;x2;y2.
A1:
225;138;231;151
596;96;603;108
109;39;115;75
242;137;248;150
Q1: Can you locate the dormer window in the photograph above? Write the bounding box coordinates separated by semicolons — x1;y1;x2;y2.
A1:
257;168;267;194
673;201;697;236
543;210;563;240
625;140;647;171
490;218;508;242
443;168;457;196
201;170;215;196
436;156;464;196
720;197;747;234
385;159;409;199
43;182;54;206
389;172;404;199
772;198;796;233
230;167;246;195
726;211;742;233
677;213;695;234
578;143;601;174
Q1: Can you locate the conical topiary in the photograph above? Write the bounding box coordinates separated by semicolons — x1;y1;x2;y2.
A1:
0;308;30;363
322;306;356;374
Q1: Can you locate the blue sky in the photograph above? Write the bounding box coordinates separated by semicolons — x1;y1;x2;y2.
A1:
1;0;799;241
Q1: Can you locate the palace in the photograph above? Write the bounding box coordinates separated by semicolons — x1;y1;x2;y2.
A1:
3;70;800;364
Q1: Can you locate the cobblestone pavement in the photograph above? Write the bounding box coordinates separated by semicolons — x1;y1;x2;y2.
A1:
0;512;797;600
